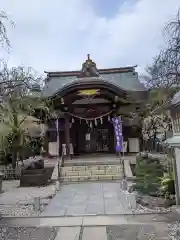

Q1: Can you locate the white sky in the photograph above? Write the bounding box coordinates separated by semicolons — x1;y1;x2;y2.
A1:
1;0;180;74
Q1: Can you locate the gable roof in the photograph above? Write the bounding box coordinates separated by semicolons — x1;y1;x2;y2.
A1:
43;55;147;102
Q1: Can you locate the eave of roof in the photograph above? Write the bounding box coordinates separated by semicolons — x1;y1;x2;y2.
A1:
44;66;137;78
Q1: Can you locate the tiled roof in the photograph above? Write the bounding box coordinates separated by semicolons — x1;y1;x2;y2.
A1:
42;71;147;103
44;66;136;78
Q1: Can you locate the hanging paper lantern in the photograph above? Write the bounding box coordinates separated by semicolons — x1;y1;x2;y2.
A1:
108;116;110;121
100;117;103;124
90;121;92;128
72;117;74;123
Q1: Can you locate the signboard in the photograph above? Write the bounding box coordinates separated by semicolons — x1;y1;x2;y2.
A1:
86;133;90;140
77;89;100;96
112;116;123;152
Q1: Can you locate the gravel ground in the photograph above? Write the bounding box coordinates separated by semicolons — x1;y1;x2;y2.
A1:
0;181;56;205
0;205;46;217
0;226;59;240
106;224;173;240
134;204;177;214
2;181;20;193
0;180;56;217
0;225;178;240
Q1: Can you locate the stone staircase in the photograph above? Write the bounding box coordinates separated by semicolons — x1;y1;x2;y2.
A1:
59;164;124;183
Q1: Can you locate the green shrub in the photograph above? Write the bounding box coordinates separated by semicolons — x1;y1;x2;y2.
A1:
134;154;164;195
159;171;175;196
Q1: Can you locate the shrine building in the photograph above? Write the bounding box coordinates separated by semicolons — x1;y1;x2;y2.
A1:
42;55;148;158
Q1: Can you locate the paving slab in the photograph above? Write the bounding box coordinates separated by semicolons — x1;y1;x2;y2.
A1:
55;226;80;240
105;205;125;215
82;215;128;226
41;182;133;217
82;226;106;240
42;209;66;217
39;217;83;227
66;206;86;216
85;204;104;215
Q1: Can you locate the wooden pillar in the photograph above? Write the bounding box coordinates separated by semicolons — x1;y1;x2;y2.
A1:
65;113;70;159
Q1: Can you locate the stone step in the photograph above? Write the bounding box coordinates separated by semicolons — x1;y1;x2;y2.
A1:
60;174;123;182
61;170;124;177
61;171;124;177
60;165;123;175
64;160;120;166
59;165;124;182
61;164;123;170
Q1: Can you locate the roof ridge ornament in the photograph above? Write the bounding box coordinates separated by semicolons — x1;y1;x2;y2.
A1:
87;53;90;61
80;54;100;78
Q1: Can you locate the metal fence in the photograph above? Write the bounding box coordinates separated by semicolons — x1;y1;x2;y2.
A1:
142;138;174;174
0;166;20;180
142;138;170;154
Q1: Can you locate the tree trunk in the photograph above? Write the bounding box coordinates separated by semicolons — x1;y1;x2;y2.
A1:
11;110;19;169
12;148;17;169
11;133;19;169
19;151;24;166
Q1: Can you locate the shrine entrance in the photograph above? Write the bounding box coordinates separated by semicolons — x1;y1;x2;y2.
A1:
70;117;115;155
85;127;109;153
44;55;148;159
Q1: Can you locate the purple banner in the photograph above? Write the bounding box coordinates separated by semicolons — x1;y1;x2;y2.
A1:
112;116;123;152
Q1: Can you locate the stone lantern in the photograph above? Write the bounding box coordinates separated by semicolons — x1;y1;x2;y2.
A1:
166;91;180;204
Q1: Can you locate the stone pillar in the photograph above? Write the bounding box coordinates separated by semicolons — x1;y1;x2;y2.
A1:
174;148;180;204
65;114;70;159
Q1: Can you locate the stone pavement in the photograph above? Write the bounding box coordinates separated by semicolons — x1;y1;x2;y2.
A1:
41;182;134;217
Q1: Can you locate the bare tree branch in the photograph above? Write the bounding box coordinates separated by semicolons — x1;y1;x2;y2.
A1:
130;10;180;141
0;10;15;50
